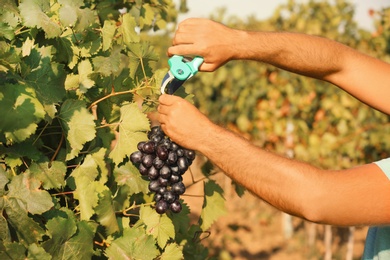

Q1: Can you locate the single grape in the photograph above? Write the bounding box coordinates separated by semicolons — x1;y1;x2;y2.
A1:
158;176;169;187
163;190;177;204
154;193;163;202
170;166;180;175
157;186;167;195
159;138;171;149
156;145;169;161
167;151;177;165
170;143;179;151
138;163;148;176
148;180;160;192
159;165;171;179
130;151;143;164
150;134;163;144
155;200;168;214
177;157;189;172
176;148;184;157
142;154;155;168
147;166;159;180
143;141;156;154
184;149;196;160
169;174;182;184
137;141;146;152
170;200;182;213
153;157;165;169
172;182;186;195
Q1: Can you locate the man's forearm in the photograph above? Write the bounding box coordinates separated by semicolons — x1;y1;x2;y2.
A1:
233;31;348;80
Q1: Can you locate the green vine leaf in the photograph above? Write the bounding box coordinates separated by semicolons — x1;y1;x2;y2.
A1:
71;148;108;220
114;162;149;195
160;243;184;260
64;59;95;93
120;13;140;46
27;243;52;260
7;172;54;215
19;0;61;38
95;189;119;235
58;99;96;160
109;102;150;165
105;226;159;260
29;161;66;190
140;205;175;248
200;180;227;231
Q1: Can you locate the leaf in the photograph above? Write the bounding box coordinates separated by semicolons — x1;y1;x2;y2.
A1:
114;162;149;195
92;45;127;77
105;226;158;260
140;205;175;248
71;148;108;220
42;209;97;259
140;4;155;28
24;50;67;106
200;180;227;231
120;13;140;46
0;42;20;72
59;99;96;160
0;83;45;142
109;102;150;165
4;197;45;245
95;189;119;235
27;243;52;260
127;42;158;79
0;242;26;259
102;20;116;51
160;243;183;260
29;161;66;189
7;171;54;215
65;59;95;92
19;0;61;38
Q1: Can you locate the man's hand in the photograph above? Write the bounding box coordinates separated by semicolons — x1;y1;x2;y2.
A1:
157;94;214;150
168;18;242;72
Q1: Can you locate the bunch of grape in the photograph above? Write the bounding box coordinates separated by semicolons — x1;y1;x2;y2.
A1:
130;126;195;214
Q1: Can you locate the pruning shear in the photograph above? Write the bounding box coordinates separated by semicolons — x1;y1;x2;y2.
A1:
160;55;204;95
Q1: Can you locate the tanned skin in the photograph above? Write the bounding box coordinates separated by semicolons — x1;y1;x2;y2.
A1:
157;18;390;226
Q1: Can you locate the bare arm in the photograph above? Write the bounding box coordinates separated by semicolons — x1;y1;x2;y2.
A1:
158;95;390;226
169;18;390;115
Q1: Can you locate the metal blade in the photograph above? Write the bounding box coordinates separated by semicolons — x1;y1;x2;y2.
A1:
166;78;186;94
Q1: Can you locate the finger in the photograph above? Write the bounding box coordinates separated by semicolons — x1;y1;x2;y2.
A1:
158;94;181;105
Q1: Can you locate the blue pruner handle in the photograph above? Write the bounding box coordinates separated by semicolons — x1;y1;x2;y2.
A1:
168;55;204;81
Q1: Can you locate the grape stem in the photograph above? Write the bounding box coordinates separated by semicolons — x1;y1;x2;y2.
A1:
122;201;155;216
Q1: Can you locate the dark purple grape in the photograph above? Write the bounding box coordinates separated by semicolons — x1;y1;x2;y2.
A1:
176;148;184;157
143;141;156;154
158;177;169;187
155;200;168;214
170;200;182;213
170;166;180;175
130;151;143;164
159;165;171;179
153;157;165;169
170;143;179;151
156;145;169;161
148;126;163;138
159;138;171;149
169;174;182;184
147;166;159;180
148;180;160;192
150;134;163;144
172;182;186;195
157;186;167;195
137;141;146;152
142;154;155;168
138;163;148;176
163;191;177;204
167;151;177;165
154;193;163;202
177;157;189;172
184;149;196;160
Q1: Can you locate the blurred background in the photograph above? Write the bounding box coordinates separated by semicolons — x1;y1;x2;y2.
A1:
149;0;390;259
